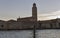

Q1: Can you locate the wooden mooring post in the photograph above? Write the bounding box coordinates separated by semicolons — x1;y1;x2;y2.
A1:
33;22;36;38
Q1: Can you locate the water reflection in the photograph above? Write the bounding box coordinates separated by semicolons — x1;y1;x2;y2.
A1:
0;30;33;38
0;29;60;38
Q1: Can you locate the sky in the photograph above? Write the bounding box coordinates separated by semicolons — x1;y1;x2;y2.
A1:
0;0;60;21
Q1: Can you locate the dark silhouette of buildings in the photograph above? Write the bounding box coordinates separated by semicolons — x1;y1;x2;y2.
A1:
0;3;60;30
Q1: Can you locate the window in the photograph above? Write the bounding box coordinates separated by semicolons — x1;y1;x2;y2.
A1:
50;24;52;28
39;23;42;28
59;23;60;28
1;25;4;28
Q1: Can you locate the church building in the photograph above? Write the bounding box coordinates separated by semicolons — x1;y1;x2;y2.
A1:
17;3;37;22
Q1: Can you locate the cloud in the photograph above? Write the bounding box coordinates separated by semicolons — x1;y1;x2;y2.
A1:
38;10;60;20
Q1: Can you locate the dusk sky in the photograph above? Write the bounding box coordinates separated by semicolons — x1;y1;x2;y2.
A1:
0;0;60;21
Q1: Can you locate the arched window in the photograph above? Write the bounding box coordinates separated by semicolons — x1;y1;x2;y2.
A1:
50;24;52;28
59;23;60;28
39;23;42;28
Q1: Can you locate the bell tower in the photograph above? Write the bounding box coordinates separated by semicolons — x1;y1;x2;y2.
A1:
32;3;37;21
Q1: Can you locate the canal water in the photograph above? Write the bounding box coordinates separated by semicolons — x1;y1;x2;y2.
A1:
0;29;60;38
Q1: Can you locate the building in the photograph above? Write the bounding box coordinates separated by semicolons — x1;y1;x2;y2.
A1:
17;3;37;22
0;3;60;30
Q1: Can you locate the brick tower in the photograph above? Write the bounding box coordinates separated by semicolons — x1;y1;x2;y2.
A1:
32;3;37;21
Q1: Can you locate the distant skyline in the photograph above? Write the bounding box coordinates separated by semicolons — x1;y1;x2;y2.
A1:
0;0;60;21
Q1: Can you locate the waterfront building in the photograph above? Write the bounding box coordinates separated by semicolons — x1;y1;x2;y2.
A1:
0;3;60;30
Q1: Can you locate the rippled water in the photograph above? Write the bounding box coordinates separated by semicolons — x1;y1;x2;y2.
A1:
0;29;60;38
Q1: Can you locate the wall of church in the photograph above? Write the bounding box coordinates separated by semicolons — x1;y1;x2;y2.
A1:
0;19;60;30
